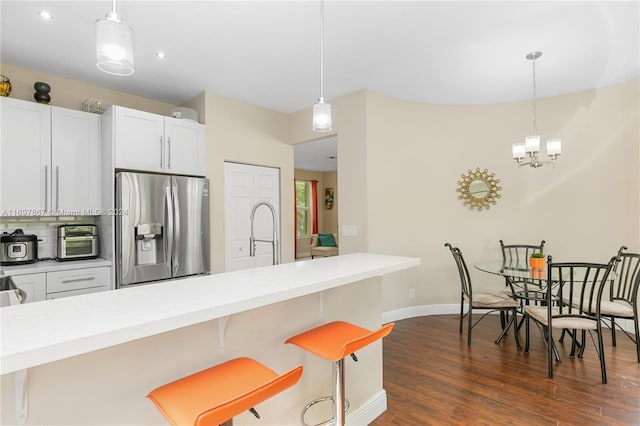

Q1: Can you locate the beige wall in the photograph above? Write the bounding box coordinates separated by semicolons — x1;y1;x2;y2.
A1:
322;171;338;234
365;78;639;313
203;92;293;273
289;90;368;255
287;78;639;315
1;63;176;115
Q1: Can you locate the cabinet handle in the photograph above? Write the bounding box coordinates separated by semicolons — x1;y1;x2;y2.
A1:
61;277;96;284
44;165;48;212
167;136;171;170
160;136;163;169
56;166;60;210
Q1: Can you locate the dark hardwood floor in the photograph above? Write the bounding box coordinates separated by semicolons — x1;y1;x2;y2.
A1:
370;315;640;425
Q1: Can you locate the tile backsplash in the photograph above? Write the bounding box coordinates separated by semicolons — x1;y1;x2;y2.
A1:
0;216;96;259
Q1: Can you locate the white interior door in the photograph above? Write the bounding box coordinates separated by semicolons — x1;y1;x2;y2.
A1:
224;162;280;272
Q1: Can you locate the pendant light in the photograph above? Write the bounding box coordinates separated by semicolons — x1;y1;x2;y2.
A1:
512;51;561;168
96;0;134;76
312;0;331;132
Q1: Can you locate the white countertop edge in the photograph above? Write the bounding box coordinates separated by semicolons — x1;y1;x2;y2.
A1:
1;258;112;275
1;253;420;374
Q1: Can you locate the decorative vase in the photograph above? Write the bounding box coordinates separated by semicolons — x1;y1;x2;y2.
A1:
0;75;11;97
529;257;545;270
33;81;51;104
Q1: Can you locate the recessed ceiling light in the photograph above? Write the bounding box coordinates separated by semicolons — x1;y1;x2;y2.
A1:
155;51;167;59
37;10;53;20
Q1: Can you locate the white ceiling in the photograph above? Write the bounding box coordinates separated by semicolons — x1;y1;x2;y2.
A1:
294;136;337;171
2;1;638;172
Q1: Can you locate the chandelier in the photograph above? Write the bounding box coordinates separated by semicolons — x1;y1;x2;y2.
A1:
512;52;561;168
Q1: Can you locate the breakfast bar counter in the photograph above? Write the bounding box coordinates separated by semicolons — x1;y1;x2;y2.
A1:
1;253;419;425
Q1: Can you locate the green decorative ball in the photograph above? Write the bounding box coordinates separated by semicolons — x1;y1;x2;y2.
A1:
34;81;51;93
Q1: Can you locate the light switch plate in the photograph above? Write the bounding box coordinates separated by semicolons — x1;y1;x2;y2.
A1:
341;225;358;236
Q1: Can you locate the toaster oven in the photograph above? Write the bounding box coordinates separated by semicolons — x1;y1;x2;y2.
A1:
57;225;99;261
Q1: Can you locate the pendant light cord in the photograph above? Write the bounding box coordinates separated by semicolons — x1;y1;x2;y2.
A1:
319;0;325;100
531;56;537;135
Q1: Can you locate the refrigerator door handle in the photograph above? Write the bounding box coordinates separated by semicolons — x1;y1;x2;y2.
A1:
165;181;174;277
171;180;180;276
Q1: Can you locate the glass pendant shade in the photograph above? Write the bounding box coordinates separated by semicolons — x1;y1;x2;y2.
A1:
525;135;540;153
512;143;526;159
96;13;134;76
546;138;562;156
312;100;332;132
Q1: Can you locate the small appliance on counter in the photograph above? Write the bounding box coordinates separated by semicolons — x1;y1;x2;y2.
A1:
57;224;99;261
0;229;38;266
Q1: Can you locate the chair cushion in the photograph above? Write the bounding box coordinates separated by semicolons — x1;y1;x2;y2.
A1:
317;233;337;247
562;297;634;318
525;306;598;330
472;293;519;309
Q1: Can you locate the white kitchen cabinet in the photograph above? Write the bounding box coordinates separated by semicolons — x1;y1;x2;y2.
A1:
10;273;47;303
113;106;165;172
51;107;101;213
164;116;205;175
46;266;109;299
0;98;101;216
0;98;51;214
112;106;204;176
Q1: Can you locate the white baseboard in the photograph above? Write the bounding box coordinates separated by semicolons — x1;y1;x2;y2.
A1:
382;304;636;334
383;304;459;324
347;389;387;426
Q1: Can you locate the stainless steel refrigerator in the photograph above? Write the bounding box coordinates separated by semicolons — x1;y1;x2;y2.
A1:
115;172;210;287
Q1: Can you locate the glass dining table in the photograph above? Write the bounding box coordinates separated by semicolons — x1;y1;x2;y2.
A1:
474;259;560;360
474;260;550;305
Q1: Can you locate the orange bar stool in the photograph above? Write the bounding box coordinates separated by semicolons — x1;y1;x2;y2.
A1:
286;321;394;426
147;357;303;426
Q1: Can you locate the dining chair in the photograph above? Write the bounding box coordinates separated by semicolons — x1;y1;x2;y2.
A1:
445;243;521;348
499;240;547;330
524;255;618;384
500;240;546;265
584;246;639;362
499;240;546;295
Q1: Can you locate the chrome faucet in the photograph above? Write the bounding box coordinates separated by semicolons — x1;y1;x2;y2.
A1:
249;201;280;265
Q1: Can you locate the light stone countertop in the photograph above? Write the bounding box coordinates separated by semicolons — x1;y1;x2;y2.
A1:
0;253;420;375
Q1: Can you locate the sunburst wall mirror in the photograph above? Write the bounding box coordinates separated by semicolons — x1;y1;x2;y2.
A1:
456;167;502;211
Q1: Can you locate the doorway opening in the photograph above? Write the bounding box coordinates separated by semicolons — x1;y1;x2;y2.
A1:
294;136;338;260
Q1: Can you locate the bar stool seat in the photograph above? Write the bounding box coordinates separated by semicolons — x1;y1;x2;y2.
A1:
286;321;394;426
147;357;303;426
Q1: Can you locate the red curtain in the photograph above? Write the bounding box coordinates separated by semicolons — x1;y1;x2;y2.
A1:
311;180;319;234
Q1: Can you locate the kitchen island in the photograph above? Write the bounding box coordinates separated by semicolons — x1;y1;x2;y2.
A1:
1;253;419;425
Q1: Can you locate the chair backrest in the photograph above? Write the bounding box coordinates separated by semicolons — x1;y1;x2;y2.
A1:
546;255;619;320
445;243;473;299
500;239;545;264
610;246;640;305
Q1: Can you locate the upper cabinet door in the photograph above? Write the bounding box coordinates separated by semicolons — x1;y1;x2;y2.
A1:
51;107;101;213
114;106;164;172
0;98;51;214
164;117;205;176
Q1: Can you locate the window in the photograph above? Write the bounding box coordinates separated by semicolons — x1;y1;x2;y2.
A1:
296;180;311;237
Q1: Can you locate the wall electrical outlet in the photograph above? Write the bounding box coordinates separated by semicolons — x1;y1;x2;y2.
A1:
409;288;416;300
